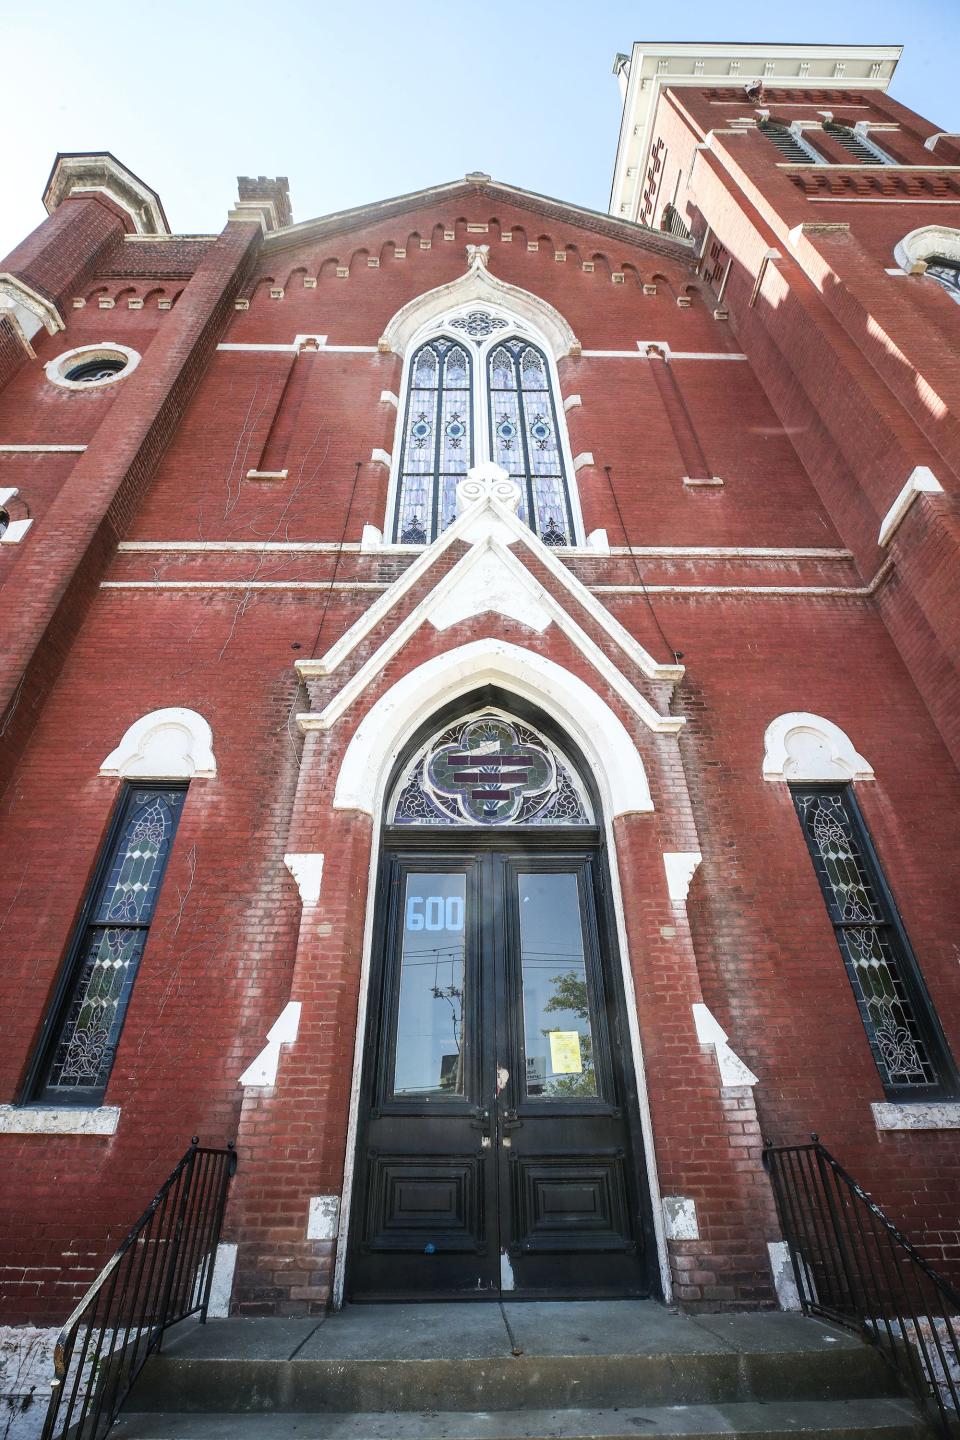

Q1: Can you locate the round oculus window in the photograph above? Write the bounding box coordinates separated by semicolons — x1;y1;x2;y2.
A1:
45;343;141;390
64;357;128;383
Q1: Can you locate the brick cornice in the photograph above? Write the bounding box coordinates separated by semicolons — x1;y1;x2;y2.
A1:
262;179;696;267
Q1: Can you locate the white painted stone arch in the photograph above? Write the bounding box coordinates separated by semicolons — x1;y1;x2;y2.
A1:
100;707;216;779
894;224;960;273
378;250;581;361
330;637;671;1307
333;638;654;820
762;711;873;783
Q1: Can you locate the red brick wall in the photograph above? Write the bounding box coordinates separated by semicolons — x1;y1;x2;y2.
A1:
0;171;957;1322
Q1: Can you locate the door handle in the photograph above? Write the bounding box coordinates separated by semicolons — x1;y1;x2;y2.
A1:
469;1108;492;1136
502;1108;524;1132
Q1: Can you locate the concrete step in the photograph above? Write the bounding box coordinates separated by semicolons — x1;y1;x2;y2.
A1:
128;1305;907;1415
113;1397;931;1440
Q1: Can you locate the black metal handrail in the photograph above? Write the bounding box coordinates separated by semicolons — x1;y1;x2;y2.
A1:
764;1133;960;1437
41;1137;237;1440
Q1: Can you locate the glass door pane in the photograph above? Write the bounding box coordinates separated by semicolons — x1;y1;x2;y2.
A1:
517;871;598;1098
391;871;468;1098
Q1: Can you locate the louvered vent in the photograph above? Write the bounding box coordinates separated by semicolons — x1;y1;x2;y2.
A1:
760;123;821;163
661;204;693;241
824;123;889;165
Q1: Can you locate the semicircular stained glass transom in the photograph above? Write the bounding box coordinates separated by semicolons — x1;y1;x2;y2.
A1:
388;711;594;827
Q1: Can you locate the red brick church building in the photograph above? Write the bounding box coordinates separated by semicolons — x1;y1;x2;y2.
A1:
0;40;958;1329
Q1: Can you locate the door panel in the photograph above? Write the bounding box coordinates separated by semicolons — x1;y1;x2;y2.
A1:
349;844;651;1300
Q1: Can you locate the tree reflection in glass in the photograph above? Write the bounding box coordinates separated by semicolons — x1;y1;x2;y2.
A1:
392;873;467;1096
518;872;598;1098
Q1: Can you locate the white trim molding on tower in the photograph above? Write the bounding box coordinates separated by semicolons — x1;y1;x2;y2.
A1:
610;42;902;224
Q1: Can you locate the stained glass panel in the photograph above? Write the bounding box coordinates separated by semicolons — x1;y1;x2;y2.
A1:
486;338;573;547
926;258;960;304
38;787;186;1098
793;788;941;1091
395;338;473;544
389;712;593;828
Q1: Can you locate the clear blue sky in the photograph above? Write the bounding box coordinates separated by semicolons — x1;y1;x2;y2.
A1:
3;0;958;257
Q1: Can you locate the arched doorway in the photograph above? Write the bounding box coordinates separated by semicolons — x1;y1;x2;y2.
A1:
347;691;656;1300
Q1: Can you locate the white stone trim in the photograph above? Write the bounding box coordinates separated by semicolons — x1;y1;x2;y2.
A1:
0;1105;119;1135
283;853;324;907
893;224;960;273
299;540;682;740
872;1102;960;1131
100;707;216;780
301;476;681;685
331;677;673;1306
44;342;141;391
379;390;399;408
1;518;33;544
370;448;392;467
576;344;748;360
762;712;873;783
573;452;594;472
587;528;610;554
692;1004;759;1087
0;444;86;452
378;251;581;361
206;1242;237;1318
663;852;703;903
878;466;944;546
662;1196;699;1240
307;1195;341;1240
43;154;168;235
563;393;582;411
0;273;65;341
238;1001;301;1087
768;1240;802;1310
327;638;657;819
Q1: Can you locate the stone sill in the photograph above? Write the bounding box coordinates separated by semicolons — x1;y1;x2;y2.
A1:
871;1101;960;1132
0;1104;120;1135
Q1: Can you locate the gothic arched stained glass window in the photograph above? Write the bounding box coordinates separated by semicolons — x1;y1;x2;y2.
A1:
925;256;960;305
394;338;473;544
488;339;574;547
28;784;187;1104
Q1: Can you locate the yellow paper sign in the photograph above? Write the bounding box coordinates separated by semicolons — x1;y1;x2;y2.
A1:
549;1030;583;1075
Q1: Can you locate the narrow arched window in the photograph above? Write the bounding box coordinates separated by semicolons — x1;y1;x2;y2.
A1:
759;121;824;163
394;338;473;544
25;784;188;1104
823;121;893;165
925;256;960;305
488;339;573;547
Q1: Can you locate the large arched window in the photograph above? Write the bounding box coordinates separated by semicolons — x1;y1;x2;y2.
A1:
394;339;473;544
391;308;579;547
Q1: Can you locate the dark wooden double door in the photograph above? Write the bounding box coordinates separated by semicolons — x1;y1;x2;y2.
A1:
348;837;653;1300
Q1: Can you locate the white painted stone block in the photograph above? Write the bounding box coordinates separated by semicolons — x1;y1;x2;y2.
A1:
206;1242;237;1318
768;1241;802;1310
307;1195;341;1240
662;1196;699;1240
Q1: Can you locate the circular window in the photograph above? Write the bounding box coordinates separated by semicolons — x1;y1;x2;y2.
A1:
45;343;141;391
65;357;127;383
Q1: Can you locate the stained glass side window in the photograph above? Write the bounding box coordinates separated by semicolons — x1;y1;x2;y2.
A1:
488;338;573;547
792;787;955;1097
394;338;473;544
31;785;187;1103
389;712;593;828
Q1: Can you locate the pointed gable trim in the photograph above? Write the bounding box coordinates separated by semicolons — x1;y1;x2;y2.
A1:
297;534;683;737
296;488;684;685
